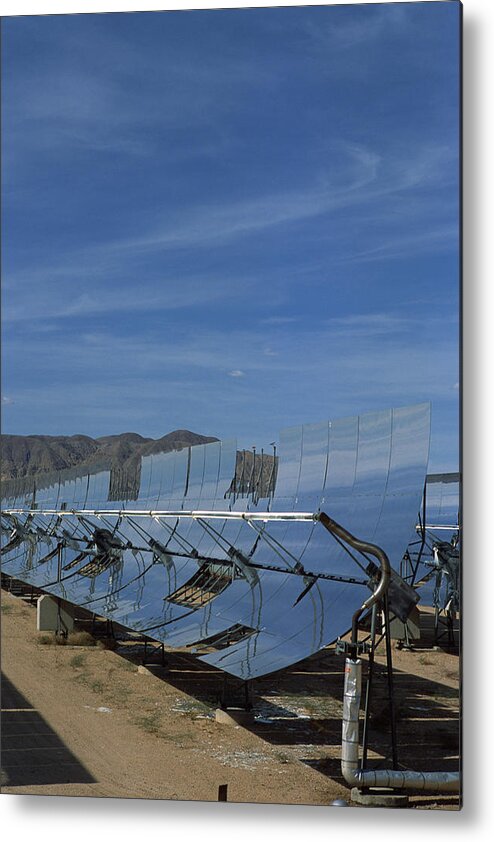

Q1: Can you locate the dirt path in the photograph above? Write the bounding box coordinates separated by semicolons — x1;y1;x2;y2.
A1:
1;590;460;808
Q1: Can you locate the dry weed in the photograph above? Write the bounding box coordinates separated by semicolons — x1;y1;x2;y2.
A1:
67;630;96;647
69;652;87;669
36;632;59;645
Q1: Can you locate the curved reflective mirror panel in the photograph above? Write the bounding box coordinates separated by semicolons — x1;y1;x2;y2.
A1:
1;404;431;678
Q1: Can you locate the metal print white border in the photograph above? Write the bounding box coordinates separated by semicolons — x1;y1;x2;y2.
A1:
1;0;484;837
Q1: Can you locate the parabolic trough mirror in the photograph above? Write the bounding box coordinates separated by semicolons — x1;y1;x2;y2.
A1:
1;403;432;680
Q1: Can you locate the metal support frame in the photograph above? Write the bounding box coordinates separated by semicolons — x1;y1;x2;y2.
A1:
361;603;378;768
434;605;457;648
220;675;253;711
383;594;399;770
360;600;410;777
142;638;167;667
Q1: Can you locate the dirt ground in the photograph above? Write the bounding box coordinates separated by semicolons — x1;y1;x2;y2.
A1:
0;587;460;810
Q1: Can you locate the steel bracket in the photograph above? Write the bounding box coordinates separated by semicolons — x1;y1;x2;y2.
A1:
335;638;372;656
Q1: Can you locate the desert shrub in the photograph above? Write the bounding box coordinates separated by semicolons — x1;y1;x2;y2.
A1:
36;632;57;645
133;709;162;735
67;630;96;647
69;652;87;668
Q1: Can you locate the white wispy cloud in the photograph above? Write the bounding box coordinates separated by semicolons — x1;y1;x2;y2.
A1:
4;316;459;469
343;225;458;265
2;270;275;324
324;313;412;336
3;139;457;328
117;146;427;253
3;19;278;171
305;3;407;52
260;316;298;326
115;148;398;251
5;312;458;389
3;301;459;473
112;144;457;259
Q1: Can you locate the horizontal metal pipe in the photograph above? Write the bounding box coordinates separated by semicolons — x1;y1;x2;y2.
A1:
2;508;317;522
342;658;460;794
416;524;459;532
2;508;459;532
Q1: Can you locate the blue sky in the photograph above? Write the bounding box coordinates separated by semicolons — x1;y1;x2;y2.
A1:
1;2;460;470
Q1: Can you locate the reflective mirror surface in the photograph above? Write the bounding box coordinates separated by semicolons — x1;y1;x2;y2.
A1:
1;404;431;678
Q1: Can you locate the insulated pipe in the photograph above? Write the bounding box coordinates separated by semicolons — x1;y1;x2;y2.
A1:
342;658;460;793
317;512;391;654
320;512;460;794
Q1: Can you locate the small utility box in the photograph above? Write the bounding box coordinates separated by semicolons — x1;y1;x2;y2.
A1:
37;594;74;634
388;604;421;642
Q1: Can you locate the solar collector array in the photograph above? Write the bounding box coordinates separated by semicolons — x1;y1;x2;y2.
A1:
1;403;430;679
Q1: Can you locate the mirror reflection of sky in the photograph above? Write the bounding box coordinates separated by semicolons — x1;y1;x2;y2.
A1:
1;3;460;471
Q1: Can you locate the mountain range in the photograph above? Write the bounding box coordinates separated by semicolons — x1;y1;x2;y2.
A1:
0;430;217;481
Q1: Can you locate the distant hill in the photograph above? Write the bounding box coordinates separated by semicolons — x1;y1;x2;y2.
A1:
1;430;278;504
0;430;218;482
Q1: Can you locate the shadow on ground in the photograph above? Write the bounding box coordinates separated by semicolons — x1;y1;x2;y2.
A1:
2;579;460;807
109;610;460;788
1;673;95;788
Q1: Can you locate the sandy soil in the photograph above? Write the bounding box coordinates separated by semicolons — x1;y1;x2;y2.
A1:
0;588;460;809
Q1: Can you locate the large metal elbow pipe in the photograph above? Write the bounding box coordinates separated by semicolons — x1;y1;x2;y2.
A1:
315;513;459;794
342;658;460;793
317;512;391;651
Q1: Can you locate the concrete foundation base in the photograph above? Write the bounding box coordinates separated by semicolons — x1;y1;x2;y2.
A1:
37;595;74;634
215;707;255;726
351;787;410;808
